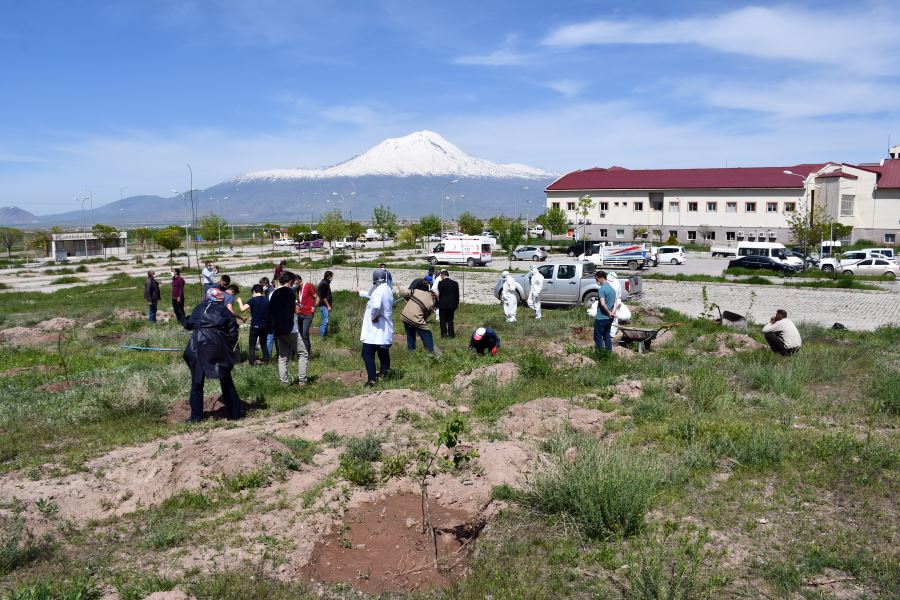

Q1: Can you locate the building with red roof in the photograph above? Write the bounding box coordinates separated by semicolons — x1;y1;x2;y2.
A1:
545;154;900;247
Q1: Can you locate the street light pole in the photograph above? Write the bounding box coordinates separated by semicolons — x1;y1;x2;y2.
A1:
440;179;459;237
76;196;89;256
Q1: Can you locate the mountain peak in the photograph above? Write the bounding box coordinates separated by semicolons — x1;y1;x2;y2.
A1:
233;131;557;182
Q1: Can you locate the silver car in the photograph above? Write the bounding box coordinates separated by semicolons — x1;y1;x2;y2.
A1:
511;245;548;261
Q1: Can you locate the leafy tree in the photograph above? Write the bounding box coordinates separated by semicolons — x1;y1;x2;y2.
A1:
697;225;713;243
286;224;311;242
576;195;594;246
262;223;282;244
489;216;524;265
652;228;662;243
372;205;399;246
50;225;64;234
419;214;442;239
829;222;853;241
199;215;226;245
787;201;827;253
397;226;418;247
154;226;183;262
347;221;366;241
91;224;120;257
457;211;483;236
134;227;154;251
666;233;679;245
317;209;346;249
536;206;568;251
0;227;23;258
632;226;648;240
24;231;49;261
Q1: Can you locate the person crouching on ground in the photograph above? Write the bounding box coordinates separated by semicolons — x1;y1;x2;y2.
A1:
762;309;802;356
182;287;243;422
468;326;500;356
398;278;437;353
593;271;617;352
359;268;393;386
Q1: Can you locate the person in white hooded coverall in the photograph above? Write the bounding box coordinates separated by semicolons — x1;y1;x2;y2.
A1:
358;269;394;386
500;271;525;323
527;265;544;319
606;272;623;336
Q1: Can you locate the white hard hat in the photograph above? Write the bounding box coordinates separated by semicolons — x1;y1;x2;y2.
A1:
501;271;509;277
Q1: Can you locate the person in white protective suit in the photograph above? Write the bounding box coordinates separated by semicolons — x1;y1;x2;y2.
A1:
606;272;626;337
500;271;524;323
527;265;544;319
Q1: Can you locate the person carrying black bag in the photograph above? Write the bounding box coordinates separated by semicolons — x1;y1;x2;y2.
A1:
182;287;243;422
436;269;460;338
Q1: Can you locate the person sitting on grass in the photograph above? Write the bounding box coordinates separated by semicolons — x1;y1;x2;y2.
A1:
762;309;802;356
468;326;500;356
182;287;243;422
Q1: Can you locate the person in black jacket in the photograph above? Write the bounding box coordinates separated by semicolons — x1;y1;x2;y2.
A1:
268;271;299;385
436;269;460;338
183;287;242;422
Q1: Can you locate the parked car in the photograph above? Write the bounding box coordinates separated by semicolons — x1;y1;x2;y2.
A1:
861;247;896;261
529;225;545;237
296;239;324;250
657;245;686;265
727;255;800;274
273;238;296;247
818;250;871;273
789;250;818;267
839;258;898;279
334;236;365;249
494;262;642;307
578;243;646;270
511;245;548;261
566;239;599;257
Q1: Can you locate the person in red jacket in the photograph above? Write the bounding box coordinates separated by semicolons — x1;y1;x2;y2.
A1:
295;273;318;384
171;269;186;324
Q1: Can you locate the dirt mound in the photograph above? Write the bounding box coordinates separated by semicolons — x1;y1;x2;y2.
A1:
453;362;519;389
36;379;103;393
302;492;475;594
612;344;637;359
0;365;51;378
145;591;194;600
0;429;288;527
114;308;172;323
614;378;643;400
0;326;58;347
34;317;76;331
630;306;666;325
546;342;595;367
292;389;449;440
692;333;764;356
498;397;614;438
164;395;257;423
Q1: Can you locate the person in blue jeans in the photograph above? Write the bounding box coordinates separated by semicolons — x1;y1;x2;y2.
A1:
317;270;333;339
593;270;618;352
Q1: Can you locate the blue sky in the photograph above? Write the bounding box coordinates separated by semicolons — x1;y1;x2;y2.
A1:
2;0;899;214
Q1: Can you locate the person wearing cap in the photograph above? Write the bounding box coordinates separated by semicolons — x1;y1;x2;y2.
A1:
397;279;438;353
182;287;243;422
593;270;618;352
436;269;460;338
359;268;394;386
500;271;524;323
144;270;161;323
468;326;500;356
527;265;545;320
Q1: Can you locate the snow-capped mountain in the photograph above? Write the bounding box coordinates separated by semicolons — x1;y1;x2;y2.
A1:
232;130;557;182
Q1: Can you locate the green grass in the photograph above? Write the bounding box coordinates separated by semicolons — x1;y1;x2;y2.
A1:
784;277;883;290
49;276;85;285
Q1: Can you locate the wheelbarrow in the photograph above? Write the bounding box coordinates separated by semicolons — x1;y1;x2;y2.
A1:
709;304;747;329
617;323;680;354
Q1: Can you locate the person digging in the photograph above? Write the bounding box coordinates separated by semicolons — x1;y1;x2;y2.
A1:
182;287;244;422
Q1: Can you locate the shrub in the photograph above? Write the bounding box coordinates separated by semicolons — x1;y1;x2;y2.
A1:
343;433;382;463
50;276;84;285
339;456;377;487
517;432;669;538
627;530;726;599
140;513;187;550
685;368;731;412
1;502;47;575
276;436;320;464
4;576;101;600
517;350;554;379
869;369;900;415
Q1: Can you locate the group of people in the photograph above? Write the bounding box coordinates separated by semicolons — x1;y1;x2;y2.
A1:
498;265;545;323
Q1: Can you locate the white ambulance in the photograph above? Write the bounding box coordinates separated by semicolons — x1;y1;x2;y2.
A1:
428;236;493;267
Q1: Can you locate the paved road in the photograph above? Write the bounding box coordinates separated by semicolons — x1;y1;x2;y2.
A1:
641;279;900;330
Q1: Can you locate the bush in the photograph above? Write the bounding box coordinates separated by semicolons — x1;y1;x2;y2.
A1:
517;350;554;379
1;502;47;575
50;276;84;285
627;530;726;599
516;432;669;538
869;369;900;415
4;576;101;600
276;436;320;464
338;433;382;487
343;433;382;463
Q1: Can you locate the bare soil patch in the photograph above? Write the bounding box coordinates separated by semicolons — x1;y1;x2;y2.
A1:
690;333;764;356
34;317;76;331
0;325;58;347
614;378;643;400
316;370;369;385
453;362;519;389
498;397;614;439
164;395;257;423
546;341;595;367
302;492;476;594
0;365;52;378
36;378;103;393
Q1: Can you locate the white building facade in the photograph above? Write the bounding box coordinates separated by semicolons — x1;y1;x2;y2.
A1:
49;231;128;259
546;159;900;246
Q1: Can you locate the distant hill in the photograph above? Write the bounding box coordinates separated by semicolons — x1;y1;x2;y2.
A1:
34;131;558;226
0;206;39;226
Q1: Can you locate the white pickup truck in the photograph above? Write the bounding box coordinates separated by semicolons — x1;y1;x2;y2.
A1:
494;262;642;307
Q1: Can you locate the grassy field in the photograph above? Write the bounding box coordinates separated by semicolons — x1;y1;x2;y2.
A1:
0;274;897;599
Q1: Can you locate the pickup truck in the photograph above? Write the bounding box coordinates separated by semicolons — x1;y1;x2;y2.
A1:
578;243;647;270
493;262;642;307
710;245;738;258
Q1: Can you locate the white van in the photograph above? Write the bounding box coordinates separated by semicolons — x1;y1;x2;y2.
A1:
657;245;686;265
861;248;896;262
428;236;493;266
737;242;803;267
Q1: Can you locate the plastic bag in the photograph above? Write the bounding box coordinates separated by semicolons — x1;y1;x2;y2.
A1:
617;303;631;322
587;299;598;318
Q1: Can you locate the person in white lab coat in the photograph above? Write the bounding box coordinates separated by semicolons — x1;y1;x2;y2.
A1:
526;265;544;320
359;269;394;386
500;271;524;323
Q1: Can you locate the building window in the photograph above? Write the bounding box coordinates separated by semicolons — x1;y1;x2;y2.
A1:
669;202;679;213
767;202;778;213
599;229;608;238
566;202;575;211
552;202;561;210
884;233;895;244
745;202;756;212
669;230;678;239
726;202;737;213
633;201;643;211
615;229;624;238
840;194;855;216
726;231;736;241
622;201;628;207
784;202;796;212
707;202;717;212
687;230;697;241
651;201;663;211
706;231;716;240
688;202;698;212
599;202;609;211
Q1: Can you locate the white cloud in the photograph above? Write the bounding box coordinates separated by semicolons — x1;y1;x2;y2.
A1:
543;5;900;75
545;80;586;98
454;33;539;66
